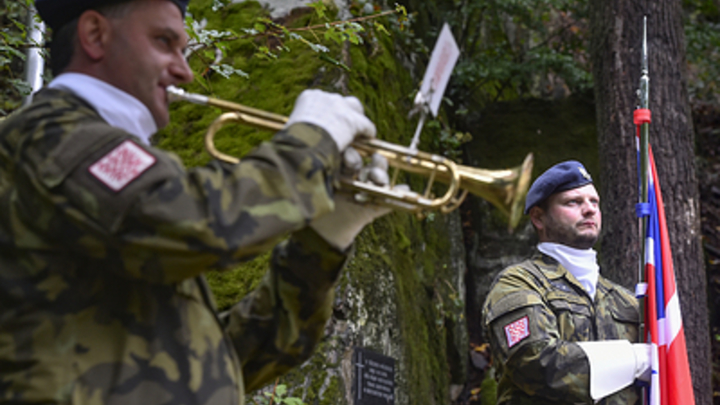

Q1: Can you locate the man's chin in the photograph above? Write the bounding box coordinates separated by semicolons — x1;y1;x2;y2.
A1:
572;235;599;250
152;111;169;129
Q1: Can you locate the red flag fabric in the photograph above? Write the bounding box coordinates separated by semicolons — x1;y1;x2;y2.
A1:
638;138;695;405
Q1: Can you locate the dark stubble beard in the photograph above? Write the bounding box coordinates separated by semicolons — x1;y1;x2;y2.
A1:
542;214;599;250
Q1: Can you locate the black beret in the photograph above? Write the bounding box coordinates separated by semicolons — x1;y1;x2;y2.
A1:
524;160;593;214
35;0;189;33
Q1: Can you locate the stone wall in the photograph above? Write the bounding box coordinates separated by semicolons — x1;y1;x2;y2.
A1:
160;1;471;403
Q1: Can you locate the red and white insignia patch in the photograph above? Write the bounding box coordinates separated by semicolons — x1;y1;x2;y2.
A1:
504;316;530;348
88;140;156;192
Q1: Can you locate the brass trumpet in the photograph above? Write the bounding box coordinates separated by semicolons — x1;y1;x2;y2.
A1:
167;87;534;229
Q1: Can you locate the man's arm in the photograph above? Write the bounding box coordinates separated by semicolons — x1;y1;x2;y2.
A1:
483;268;594;403
222;227;347;392
12;104;341;283
483;267;648;403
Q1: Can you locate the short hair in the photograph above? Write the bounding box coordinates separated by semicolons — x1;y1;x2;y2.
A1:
48;1;138;76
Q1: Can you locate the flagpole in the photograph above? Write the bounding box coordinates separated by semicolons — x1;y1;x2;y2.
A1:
637;16;650;341
636;17;650;405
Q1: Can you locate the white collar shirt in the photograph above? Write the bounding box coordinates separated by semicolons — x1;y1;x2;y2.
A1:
48;72;157;145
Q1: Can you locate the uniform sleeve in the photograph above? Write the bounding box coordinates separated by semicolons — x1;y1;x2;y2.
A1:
482;268;593;403
18;122;341;283
222;226;347;392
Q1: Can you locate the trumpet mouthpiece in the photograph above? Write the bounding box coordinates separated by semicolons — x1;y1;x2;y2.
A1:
166;86;208;105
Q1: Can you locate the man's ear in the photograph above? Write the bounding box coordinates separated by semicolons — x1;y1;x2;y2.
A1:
76;10;111;61
529;206;545;232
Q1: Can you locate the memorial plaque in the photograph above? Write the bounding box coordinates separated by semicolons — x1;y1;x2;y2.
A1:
353;347;395;405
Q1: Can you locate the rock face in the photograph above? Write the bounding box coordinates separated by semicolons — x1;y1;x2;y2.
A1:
166;1;600;403
276;210;469;405
167;1;475;403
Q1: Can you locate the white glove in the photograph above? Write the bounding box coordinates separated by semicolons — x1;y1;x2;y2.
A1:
576;340;651;400
311;151;393;250
310;192;392;251
285;89;376;151
632;343;652;382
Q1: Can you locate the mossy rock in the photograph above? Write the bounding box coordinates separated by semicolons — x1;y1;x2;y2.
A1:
157;2;470;403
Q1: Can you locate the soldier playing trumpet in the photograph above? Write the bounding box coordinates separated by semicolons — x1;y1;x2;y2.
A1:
0;0;390;403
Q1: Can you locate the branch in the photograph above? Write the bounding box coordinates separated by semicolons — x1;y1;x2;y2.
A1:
289;9;398;32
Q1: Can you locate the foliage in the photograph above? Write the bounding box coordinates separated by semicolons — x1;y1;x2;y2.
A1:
248;383;306;405
399;0;592;111
184;0;407;91
433;276;465;331
684;0;720;103
0;0;38;116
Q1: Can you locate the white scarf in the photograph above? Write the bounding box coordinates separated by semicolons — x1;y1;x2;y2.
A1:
538;242;600;299
48;73;157;144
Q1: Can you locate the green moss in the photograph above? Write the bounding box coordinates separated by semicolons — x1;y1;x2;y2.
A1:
156;2;466;402
156;1;332;310
204;251;270;311
479;367;499;405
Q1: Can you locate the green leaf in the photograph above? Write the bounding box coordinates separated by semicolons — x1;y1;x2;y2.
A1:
291;34;329;53
308;1;327;20
255;45;278;60
209;64;249;79
9;78;32;96
374;22;390;36
211;0;227;11
281;398;305;405
318;53;350;71
274;384;288;397
0;45;26;61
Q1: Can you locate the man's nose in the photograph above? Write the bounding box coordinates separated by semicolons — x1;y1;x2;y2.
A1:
171;54;194;84
582;201;598;215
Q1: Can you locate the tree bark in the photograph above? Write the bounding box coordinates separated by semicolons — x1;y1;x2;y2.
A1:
589;1;711;403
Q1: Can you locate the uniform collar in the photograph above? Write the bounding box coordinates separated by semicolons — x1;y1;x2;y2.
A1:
48;73;157;144
533;251;615;301
537;242;599;299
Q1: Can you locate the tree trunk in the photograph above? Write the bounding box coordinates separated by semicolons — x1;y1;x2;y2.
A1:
589;1;711;403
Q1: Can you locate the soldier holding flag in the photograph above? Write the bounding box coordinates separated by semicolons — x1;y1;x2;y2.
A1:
483;161;652;404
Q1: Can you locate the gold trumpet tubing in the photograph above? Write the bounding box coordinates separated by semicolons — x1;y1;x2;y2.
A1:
344;139;463;212
354;140;533;228
353;139;504;206
203;112;286;165
167;86;534;229
342;179;446;213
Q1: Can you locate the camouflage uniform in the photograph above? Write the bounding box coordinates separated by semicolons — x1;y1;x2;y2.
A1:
0;88;348;404
482;252;640;405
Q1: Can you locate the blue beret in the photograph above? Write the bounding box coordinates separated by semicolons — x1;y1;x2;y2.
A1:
524;160;593;214
36;0;189;32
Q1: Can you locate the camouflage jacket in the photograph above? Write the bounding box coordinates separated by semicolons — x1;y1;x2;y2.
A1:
482;252;640;405
0;89;348;404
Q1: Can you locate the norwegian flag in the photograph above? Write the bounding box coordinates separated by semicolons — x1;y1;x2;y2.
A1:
636;132;695;405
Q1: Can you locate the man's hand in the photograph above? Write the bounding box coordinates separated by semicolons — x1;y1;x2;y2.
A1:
632;343;652;382
310;150;395;250
285;90;376;151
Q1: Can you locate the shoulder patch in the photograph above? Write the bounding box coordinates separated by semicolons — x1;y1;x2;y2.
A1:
504;316;530;348
88;140;156;191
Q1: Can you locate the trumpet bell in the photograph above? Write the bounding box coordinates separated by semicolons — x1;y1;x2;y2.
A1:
457;153;533;230
349;140;533;230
